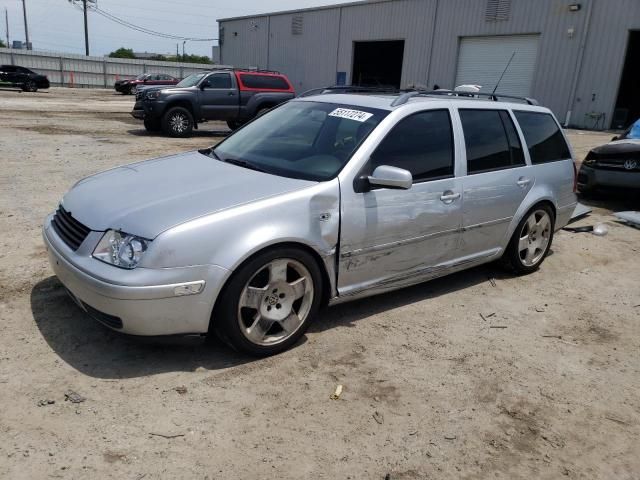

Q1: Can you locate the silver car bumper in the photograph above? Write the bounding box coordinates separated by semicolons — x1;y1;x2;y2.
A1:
43;218;230;336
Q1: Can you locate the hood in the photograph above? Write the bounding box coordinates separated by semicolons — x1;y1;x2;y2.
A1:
62;150;315;239
589;139;640;157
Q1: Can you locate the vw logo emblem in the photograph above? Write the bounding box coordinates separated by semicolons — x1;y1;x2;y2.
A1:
624;159;638;170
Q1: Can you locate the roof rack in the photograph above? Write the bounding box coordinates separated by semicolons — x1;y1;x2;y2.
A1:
212;67;283;75
298;85;400;98
391;89;539;107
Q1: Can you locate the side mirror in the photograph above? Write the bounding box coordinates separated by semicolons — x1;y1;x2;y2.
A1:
367;165;413;190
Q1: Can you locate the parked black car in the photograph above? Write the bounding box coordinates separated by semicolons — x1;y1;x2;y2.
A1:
0;65;50;92
578;120;640;193
131;68;295;137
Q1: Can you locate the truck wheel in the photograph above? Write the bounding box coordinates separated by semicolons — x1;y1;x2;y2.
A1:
210;247;323;357
255;106;271;118
162;107;194;137
143;118;161;132
226;120;243;131
22;80;37;92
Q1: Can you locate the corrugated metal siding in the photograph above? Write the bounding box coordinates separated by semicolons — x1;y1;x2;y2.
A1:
336;0;437;87
571;0;640;129
268;9;341;92
219;0;640;129
219;17;269;68
0;47;215;87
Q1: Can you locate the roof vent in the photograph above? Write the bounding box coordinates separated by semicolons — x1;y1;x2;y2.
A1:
486;0;511;21
292;15;304;35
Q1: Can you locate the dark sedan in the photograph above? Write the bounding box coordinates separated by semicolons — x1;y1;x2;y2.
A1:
0;65;50;92
578;120;640;193
114;73;179;95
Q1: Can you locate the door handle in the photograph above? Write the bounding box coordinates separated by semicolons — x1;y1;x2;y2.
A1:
516;177;531;187
228;91;235;96
440;191;461;204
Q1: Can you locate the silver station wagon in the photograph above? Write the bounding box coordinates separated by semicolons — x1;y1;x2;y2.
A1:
43;90;577;356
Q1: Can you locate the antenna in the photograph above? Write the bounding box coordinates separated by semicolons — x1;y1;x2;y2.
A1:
491;51;516;97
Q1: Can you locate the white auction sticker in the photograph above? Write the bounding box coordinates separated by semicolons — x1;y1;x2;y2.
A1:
328;108;373;123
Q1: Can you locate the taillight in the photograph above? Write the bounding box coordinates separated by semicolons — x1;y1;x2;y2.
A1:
572;161;578;193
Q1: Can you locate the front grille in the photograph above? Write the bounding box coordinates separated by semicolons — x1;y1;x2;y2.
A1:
51;205;91;251
83;303;124;329
136;91;144;100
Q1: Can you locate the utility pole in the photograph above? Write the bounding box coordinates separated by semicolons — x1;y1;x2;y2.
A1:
176;43;179;60
83;0;89;55
4;8;9;48
21;0;30;50
182;40;186;60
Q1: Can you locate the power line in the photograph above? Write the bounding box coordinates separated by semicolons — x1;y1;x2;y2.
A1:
69;3;216;42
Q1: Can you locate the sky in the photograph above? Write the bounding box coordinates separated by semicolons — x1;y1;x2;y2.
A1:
0;0;362;58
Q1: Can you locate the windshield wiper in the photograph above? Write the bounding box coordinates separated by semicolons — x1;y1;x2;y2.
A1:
222;158;269;174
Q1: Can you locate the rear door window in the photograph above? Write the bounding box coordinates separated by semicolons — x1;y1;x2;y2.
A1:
513;111;571;163
460;109;525;174
240;74;290;90
204;73;232;89
369;109;455;182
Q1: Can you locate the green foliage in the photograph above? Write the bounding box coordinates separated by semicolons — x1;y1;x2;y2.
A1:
0;40;6;48
180;54;212;64
108;47;135;59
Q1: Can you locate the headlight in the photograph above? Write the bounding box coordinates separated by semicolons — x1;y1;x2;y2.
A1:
146;90;161;100
93;230;150;269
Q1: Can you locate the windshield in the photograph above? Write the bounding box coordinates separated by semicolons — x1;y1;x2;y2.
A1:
212;101;389;181
135;74;148;80
176;73;207;88
623;118;640;139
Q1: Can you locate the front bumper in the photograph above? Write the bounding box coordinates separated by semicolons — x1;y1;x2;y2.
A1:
43;217;230;336
578;164;640;190
131;99;166;121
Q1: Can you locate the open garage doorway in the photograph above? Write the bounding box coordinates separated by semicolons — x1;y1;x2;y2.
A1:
352;40;404;89
613;31;640;129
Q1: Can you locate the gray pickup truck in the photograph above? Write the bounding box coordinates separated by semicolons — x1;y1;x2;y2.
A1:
131;68;295;137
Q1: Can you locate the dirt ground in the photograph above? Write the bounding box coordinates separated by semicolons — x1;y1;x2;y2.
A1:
0;87;639;480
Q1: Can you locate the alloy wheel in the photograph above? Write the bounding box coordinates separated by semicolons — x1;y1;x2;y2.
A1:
518;209;552;267
237;258;314;346
169;113;189;134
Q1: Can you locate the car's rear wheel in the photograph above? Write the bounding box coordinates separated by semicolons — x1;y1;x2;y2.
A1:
211;247;323;356
143;117;161;132
129;85;137;95
162;106;194;137
22;80;37;92
503;205;555;274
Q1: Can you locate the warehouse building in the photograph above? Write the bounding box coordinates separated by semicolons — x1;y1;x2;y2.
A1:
218;0;640;129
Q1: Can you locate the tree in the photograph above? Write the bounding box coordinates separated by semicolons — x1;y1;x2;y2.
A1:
0;40;5;48
108;47;135;59
180;54;212;64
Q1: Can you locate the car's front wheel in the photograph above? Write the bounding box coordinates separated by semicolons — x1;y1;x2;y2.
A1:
211;247;323;356
162;106;194;137
503;204;555;274
22;80;37;92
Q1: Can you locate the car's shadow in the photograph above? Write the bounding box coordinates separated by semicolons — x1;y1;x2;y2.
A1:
31;263;507;379
577;188;640;212
126;129;230;138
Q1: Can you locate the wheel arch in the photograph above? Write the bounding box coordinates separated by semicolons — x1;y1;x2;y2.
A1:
163;98;196;118
210;241;334;328
504;193;558;250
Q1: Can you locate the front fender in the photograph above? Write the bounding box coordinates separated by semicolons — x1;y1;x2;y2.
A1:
143;179;340;291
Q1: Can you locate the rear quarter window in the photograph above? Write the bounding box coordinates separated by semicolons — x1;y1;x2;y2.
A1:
240;74;290;90
514;111;571;164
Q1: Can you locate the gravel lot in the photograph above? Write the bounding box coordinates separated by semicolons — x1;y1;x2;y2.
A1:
1;88;639;479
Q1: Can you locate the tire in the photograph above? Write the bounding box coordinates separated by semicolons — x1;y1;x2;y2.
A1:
503;204;555;274
255;106;271;118
129;85;137;95
211;247;324;357
161;106;194;137
22;80;37;92
143;117;161;132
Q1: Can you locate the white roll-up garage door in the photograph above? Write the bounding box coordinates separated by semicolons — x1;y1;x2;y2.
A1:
455;34;540;97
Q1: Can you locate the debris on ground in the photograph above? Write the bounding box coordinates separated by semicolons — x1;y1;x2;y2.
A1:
563;223;608;236
148;432;186;439
488;277;497;287
444;434;457;440
613;211;640;228
330;384;343;400
175;386;188;395
37;399;55;407
489;326;508;329
64;390;86;404
372;411;384;424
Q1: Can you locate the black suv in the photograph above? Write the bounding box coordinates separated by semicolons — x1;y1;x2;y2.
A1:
131;69;295;137
0;65;50;92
